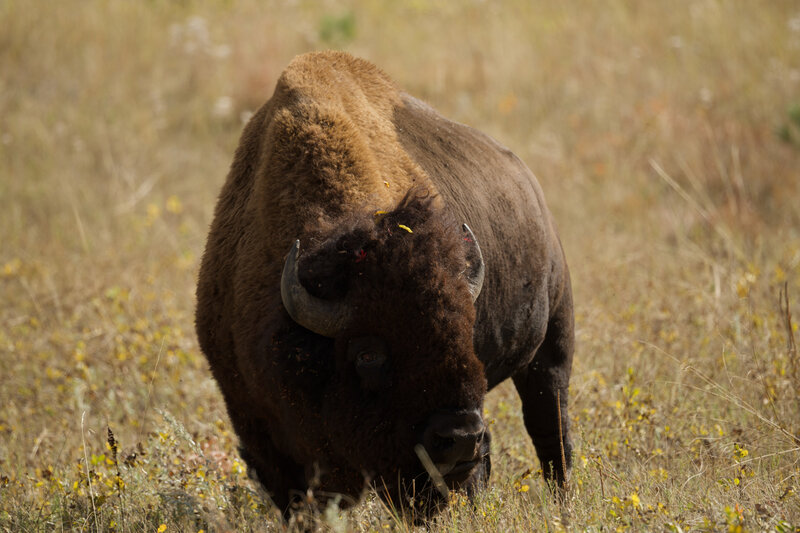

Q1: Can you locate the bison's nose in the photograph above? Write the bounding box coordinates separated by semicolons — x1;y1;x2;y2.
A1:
422;408;486;472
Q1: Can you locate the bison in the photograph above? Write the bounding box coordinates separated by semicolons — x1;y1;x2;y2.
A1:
196;51;574;516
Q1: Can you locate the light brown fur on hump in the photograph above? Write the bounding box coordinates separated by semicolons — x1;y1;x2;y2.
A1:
252;51;431;256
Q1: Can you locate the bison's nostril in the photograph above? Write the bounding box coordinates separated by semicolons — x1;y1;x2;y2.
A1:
422;408;486;468
431;435;456;453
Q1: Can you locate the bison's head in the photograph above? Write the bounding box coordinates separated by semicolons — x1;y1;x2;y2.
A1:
278;190;490;513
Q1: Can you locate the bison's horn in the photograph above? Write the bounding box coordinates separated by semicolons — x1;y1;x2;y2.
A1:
280;240;352;338
462;224;485;302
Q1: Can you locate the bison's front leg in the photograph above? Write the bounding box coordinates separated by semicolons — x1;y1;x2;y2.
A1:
512;282;574;485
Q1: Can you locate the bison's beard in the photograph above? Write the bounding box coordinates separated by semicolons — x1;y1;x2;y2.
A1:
370;432;492;522
311;425;492;520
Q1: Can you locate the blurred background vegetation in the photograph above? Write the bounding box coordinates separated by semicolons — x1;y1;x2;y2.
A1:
1;1;799;531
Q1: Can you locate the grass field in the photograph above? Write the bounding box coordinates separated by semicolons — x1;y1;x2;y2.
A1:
2;1;800;531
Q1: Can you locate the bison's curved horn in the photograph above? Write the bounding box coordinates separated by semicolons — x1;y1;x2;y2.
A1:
280;240;352;338
462;224;485;302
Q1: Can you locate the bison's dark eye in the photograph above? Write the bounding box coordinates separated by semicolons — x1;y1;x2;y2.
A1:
356;351;385;367
347;336;389;391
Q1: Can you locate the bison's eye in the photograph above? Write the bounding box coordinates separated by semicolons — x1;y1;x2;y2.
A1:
356;350;385;367
348;336;389;391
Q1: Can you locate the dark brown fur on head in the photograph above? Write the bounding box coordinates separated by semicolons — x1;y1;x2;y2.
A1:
300;188;468;308
271;188;487;505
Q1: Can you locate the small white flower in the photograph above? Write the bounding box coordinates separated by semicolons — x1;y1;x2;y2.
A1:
186;16;208;38
240;110;254;125
668;35;684;49
213;96;234;118
180;16;210;55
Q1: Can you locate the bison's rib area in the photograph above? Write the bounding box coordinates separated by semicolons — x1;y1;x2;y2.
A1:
392;94;568;388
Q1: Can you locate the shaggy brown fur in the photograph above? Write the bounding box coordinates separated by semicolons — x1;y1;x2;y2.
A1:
196;51;573;516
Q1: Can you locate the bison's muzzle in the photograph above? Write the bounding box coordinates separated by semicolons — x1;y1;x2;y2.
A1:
423;409;484;470
421;408;489;485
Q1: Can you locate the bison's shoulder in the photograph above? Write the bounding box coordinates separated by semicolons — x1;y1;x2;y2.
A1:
245;53;432;255
276;51;400;111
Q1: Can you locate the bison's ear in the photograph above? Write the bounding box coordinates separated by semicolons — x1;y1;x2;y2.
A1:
461;224;485;302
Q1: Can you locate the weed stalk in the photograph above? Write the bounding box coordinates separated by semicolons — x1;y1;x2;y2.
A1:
108;427;126;532
81;411;98;532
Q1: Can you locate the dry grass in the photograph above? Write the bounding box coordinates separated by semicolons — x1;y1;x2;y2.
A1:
2;1;800;531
